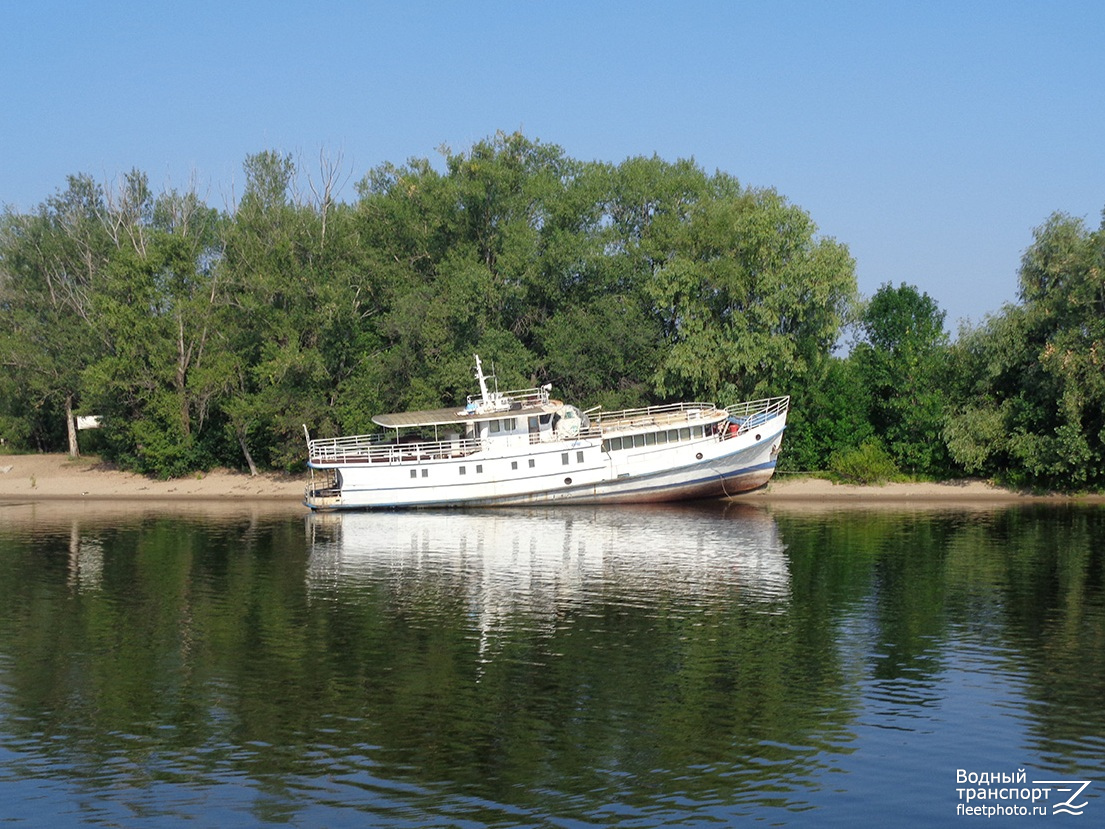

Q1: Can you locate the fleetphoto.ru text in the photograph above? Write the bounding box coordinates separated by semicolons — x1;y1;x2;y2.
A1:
956;768;1092;818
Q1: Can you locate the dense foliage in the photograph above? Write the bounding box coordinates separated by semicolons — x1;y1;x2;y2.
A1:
943;213;1105;489
2;133;1103;491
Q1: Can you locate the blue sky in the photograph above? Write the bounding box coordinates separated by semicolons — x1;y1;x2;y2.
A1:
3;0;1103;332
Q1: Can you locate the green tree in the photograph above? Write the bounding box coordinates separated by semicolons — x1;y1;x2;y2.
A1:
945;212;1105;489
0;174;111;454
535;293;661;409
350;133;581;412
220;150;371;470
852;282;952;476
642;176;856;403
80;172;230;476
781;356;874;472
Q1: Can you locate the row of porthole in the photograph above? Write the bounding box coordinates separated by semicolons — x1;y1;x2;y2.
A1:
410;455;571;478
411;463;490;478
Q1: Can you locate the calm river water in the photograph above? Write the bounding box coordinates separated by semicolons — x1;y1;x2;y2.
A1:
0;499;1102;827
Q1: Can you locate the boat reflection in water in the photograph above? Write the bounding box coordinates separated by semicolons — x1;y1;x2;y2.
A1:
306;503;789;649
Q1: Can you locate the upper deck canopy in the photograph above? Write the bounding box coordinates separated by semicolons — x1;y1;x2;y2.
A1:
372;401;554;430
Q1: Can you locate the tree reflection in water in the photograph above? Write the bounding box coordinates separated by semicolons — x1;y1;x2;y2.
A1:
0;501;1102;826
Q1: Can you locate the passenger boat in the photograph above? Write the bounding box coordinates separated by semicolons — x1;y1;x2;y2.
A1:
304;356;788;510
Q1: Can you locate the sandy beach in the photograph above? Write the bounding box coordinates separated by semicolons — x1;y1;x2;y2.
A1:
0;454;305;502
1;453;1100;509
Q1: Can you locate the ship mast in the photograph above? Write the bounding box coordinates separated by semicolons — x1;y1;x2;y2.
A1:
474;355;492;405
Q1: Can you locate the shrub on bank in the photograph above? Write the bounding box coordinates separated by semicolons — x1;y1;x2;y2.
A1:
829;439;901;485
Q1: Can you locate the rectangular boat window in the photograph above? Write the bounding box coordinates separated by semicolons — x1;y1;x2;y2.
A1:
503;417;516;431
459;466;466;475
633;434;645;448
562;453;570;465
657;431;668;444
410;469;417;478
693;425;703;438
421;469;429;478
576;451;584;463
528;458;535;468
476;465;483;473
645;432;656;446
489;420;501;433
511;461;518;470
679;428;691;441
609;437;621;451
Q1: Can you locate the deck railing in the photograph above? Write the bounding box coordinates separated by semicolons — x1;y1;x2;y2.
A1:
724;396;790;435
583;397;789;438
464;386;551;412
592;401;718;432
308;433;484;465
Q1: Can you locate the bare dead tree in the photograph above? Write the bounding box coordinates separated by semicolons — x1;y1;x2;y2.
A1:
305;146;353;252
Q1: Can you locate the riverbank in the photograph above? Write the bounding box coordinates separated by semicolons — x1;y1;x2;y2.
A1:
743;473;1103;504
0;454;304;501
2;453;1101;507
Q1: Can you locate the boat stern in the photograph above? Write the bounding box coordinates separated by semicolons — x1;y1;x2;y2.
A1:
305;467;343;511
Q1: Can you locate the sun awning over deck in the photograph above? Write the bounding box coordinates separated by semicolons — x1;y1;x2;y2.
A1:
372;402;551;430
372;407;471;429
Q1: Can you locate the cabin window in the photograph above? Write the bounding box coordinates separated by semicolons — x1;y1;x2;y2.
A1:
410;469;417;478
476;465;483;473
539;414;552;425
562;453;570;465
422;469;429;478
633;434;645;448
528;458;536;468
488;417;518;433
459;466;466;475
657;431;668;445
679;428;691;441
693;425;703;438
511;461;518;470
645;433;656;446
576;451;584;463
